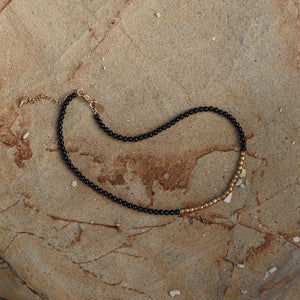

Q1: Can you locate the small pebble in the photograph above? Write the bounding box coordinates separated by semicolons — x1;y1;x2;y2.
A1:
154;12;160;18
70;181;77;187
101;57;105;61
91;221;94;224
279;108;283;113
237;263;245;268
291;140;295;145
238;183;245;188
102;66;106;70
212;36;216;41
169;289;181;297
268;266;277;274
223;193;232;203
254;153;258;157
263;271;269;280
293;236;300;243
235;179;242;186
241;290;247;295
240;168;246;178
22;132;29;140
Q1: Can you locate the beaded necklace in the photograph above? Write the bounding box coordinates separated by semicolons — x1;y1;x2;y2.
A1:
20;88;247;216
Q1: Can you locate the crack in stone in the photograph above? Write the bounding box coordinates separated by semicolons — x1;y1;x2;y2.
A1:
0;0;12;14
0;254;49;299
46;213;120;232
0;199;21;214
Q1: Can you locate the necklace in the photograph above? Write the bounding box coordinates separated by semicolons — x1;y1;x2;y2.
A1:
20;88;247;216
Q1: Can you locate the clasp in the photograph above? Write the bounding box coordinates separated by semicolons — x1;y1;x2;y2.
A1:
77;88;98;114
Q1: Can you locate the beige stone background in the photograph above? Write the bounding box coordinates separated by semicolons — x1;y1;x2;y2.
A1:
0;0;299;299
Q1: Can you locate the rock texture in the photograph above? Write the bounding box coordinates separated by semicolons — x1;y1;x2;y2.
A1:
0;0;299;299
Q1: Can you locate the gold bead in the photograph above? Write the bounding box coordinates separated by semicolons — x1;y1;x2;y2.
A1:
239;160;244;165
213;198;218;203
241;151;246;156
208;201;213;206
190;208;194;212
234;174;239;179
228;187;233;192
204;203;209;208
229;182;234;187
240;156;245;161
237;165;243;170
217;197;222;201
200;205;204;209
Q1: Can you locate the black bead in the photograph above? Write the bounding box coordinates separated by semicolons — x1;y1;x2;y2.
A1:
241;146;247;151
132;205;138;210
208;106;214;111
239;132;244;137
158;210;164;215
198;107;203;112
100;123;105;129
166;123;171;128
137;207;143;212
117;198;122;204
108;131;113;136
66;96;72;101
102;191;108;196
104;127;109;132
162;125;167;130
148;133;153;137
127;203;132;208
142;208;148;213
179;114;185;119
223;112;228;117
113;133;118;138
107;193;113;199
143;134;148;139
153;130;158;135
169;210;174;215
112;196;117;202
184;112;189;117
218;109;223;114
133;137;138;142
117;135;123;140
128;137;133;142
240;137;245;142
175;117;180;122
138;135;143;140
171;120;176;125
71;93;77;98
204;106;209;111
164;210;169;215
122;136;128;142
213;108;219;113
121;201;127;206
153;209;159;215
84;179;89;184
148;209;153;214
157;128;162;132
174;209;180;215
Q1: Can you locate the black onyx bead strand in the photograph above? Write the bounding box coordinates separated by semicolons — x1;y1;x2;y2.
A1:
93;106;246;151
57;92;180;216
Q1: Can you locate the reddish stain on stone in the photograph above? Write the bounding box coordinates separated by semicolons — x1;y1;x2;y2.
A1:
245;233;275;263
97;145;237;205
0;105;32;168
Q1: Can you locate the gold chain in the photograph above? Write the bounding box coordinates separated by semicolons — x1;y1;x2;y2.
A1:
19;94;63;108
19;88;99;115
